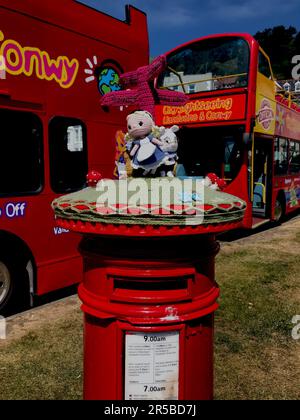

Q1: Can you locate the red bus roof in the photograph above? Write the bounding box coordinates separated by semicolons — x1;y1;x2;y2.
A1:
163;32;259;56
0;0;149;119
0;0;147;46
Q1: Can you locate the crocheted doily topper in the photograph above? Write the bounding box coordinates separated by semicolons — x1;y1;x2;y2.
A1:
52;178;246;228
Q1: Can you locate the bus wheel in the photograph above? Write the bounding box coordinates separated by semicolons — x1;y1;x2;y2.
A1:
274;197;285;223
0;256;28;315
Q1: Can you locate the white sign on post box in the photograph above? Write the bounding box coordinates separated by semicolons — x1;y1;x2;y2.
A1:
125;331;179;400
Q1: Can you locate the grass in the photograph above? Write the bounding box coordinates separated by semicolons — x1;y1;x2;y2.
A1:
215;245;300;400
0;313;83;400
0;223;299;400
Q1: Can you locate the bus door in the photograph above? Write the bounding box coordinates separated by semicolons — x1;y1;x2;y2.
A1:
251;137;273;218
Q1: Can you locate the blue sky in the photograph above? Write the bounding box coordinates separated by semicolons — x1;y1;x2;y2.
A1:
81;0;300;56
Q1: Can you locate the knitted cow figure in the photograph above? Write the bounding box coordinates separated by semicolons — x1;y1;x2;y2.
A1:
159;125;179;177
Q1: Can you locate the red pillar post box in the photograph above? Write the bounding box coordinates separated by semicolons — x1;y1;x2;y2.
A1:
79;234;219;400
52;181;246;400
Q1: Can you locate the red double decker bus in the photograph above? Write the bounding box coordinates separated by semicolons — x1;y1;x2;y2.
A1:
0;0;149;312
156;33;300;229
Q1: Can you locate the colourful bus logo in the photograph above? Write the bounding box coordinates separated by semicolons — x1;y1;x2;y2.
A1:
84;57;122;96
0;30;79;89
97;65;121;96
258;98;275;131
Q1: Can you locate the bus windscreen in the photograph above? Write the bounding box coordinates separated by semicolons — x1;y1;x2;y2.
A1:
158;37;250;94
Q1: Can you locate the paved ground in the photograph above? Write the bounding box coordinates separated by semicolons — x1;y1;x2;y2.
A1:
1;296;80;345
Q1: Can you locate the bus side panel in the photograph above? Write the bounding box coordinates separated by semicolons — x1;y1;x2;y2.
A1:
0;194;82;290
37;255;83;296
224;162;253;228
0;3;149;298
272;175;300;219
285;175;300;213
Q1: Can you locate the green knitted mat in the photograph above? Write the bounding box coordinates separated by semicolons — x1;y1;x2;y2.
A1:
52;178;246;227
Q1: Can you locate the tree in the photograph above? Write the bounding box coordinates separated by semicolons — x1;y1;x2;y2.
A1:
295;32;300;51
254;26;299;80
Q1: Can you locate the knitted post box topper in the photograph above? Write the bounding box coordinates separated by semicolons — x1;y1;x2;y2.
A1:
100;55;187;119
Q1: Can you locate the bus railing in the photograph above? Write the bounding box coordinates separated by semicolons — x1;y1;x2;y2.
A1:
276;90;300;109
160;72;248;92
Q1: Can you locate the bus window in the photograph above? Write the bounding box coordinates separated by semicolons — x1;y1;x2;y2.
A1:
258;51;272;79
158;37;249;94
49;117;88;193
289;141;300;174
275;138;288;175
177;127;243;180
224;136;242;181
0;110;43;196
